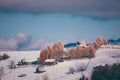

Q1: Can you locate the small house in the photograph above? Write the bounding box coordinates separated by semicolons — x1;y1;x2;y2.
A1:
79;41;87;47
44;59;57;66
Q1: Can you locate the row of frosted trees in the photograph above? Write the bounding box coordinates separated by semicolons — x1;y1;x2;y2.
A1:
66;37;107;58
38;37;107;63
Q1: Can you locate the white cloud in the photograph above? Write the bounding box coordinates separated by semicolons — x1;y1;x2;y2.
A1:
0;33;49;50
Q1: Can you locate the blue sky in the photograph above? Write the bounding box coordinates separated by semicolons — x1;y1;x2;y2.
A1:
0;0;120;50
0;13;120;41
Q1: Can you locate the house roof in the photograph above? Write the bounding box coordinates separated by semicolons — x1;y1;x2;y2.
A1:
44;59;55;62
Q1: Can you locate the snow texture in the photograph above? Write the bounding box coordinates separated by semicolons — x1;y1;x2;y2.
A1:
0;47;120;80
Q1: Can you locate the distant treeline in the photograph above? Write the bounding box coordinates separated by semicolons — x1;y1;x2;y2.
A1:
64;42;89;48
64;42;77;48
108;38;120;44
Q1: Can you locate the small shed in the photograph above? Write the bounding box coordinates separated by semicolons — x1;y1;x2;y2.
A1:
44;59;57;66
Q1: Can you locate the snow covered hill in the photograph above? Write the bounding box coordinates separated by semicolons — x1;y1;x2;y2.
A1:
0;48;120;80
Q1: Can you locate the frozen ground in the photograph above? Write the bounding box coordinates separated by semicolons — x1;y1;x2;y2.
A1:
0;48;120;80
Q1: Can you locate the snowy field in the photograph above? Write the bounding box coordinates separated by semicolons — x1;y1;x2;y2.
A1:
0;48;120;80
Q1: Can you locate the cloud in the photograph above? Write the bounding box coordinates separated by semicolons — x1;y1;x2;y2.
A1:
0;33;49;50
28;39;50;50
0;0;120;18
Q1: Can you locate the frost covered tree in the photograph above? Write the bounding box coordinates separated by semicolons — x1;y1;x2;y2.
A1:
0;67;4;80
74;59;91;78
42;74;49;80
57;40;64;51
39;49;48;64
69;67;75;74
39;40;64;63
9;60;16;69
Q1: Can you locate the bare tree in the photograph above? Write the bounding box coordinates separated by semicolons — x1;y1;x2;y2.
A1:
69;67;75;74
8;60;16;69
0;67;4;80
42;74;49;80
75;59;91;75
34;76;40;80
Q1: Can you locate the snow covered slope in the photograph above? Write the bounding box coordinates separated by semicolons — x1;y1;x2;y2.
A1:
0;48;120;80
